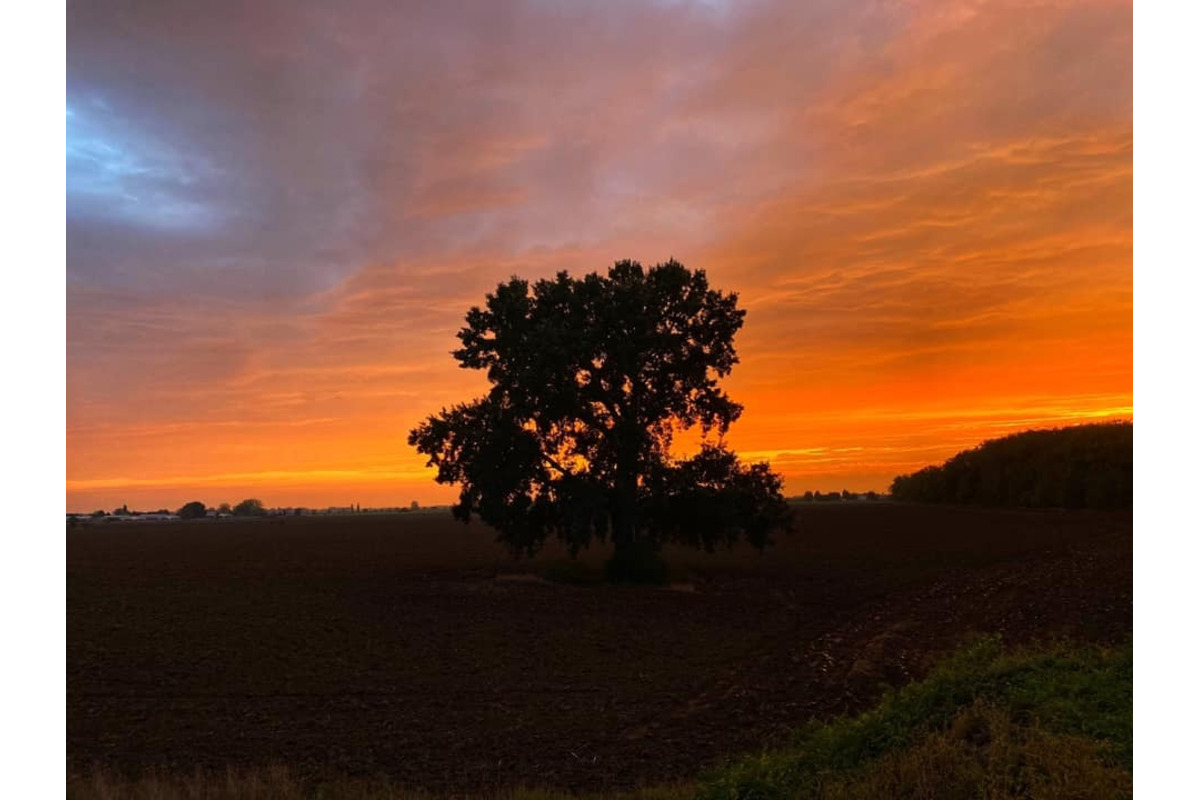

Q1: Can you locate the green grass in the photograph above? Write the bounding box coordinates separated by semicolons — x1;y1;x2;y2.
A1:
695;636;1132;800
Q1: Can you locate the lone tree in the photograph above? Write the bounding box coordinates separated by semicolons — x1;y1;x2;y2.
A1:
232;498;266;517
177;500;207;519
409;259;792;579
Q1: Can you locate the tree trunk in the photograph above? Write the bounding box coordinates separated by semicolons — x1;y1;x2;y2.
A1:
611;435;639;557
607;453;667;584
613;480;637;553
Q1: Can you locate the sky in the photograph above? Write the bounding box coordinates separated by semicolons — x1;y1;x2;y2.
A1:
65;0;1131;512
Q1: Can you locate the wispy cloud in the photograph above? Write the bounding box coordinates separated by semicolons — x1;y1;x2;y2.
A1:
66;0;1131;510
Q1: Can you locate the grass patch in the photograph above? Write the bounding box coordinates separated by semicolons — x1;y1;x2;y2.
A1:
696;636;1132;800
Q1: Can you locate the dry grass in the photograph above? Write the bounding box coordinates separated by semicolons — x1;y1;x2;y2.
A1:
66;766;692;800
818;702;1131;800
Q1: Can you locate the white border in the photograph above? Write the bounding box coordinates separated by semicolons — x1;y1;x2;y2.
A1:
1;1;67;794
1134;0;1200;795
13;0;1180;794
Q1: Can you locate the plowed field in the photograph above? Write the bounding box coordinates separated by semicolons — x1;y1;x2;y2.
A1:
67;504;1131;790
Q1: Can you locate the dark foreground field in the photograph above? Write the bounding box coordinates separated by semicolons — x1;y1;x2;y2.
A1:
67;504;1131;791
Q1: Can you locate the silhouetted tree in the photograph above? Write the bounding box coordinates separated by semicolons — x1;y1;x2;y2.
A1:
113;504;129;516
409;259;792;577
217;502;232;515
177;501;207;519
90;509;107;518
232;498;266;517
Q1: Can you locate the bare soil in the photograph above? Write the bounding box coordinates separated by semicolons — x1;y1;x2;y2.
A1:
66;503;1131;791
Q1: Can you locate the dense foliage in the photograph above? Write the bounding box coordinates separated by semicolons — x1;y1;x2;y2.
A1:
232;498;267;517
409;260;792;566
890;422;1132;509
177;500;207;519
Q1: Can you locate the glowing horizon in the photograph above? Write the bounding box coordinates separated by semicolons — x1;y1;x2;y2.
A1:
67;0;1132;514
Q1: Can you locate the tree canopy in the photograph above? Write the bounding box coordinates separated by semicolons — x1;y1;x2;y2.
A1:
177;500;207;519
409;259;792;566
232;498;267;517
890;422;1132;509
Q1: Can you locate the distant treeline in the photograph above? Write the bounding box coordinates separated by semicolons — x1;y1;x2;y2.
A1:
890;422;1132;509
794;490;883;502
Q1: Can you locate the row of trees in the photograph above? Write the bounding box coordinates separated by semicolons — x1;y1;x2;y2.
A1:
797;490;882;502
890;422;1132;509
82;499;426;520
178;499;266;518
86;499;266;519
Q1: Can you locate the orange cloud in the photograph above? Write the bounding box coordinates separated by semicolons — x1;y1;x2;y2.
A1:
66;0;1131;512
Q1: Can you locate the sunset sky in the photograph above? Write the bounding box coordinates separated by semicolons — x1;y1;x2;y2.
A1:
65;0;1131;512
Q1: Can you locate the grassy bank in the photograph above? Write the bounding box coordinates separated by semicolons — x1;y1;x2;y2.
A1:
696;636;1132;800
